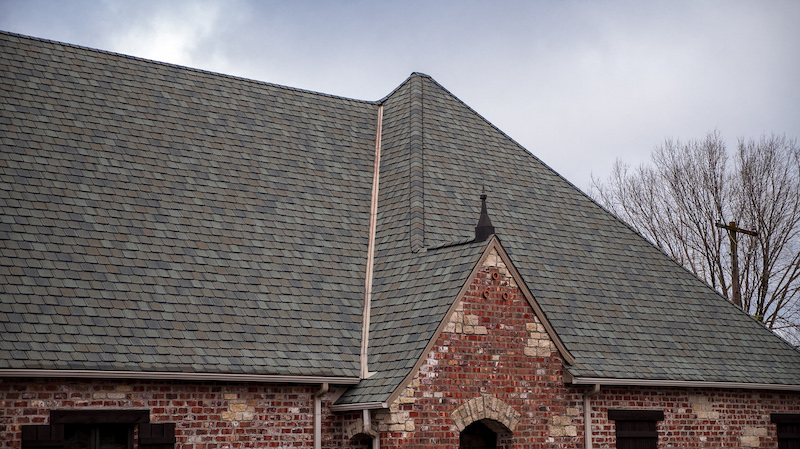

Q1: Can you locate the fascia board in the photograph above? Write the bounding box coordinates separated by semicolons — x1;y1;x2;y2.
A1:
567;375;800;392
0;369;361;385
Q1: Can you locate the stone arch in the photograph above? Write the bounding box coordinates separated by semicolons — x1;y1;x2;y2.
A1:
345;416;376;442
451;395;521;434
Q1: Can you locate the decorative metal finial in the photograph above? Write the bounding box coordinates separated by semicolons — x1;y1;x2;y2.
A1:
475;194;495;242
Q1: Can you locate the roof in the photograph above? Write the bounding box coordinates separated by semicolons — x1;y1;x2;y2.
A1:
2;31;800;399
0;31;375;377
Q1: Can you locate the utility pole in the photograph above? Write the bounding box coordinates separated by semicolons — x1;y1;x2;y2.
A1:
715;221;758;309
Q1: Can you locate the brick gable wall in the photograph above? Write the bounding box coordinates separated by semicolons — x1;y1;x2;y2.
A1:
371;248;800;448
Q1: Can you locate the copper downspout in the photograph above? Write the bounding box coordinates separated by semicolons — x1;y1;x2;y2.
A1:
361;105;383;379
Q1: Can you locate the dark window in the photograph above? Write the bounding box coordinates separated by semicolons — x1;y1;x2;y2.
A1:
608;410;664;449
64;423;132;449
460;421;497;449
138;423;176;449
22;410;173;449
773;414;800;449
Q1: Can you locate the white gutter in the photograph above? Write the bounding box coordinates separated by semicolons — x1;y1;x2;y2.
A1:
568;376;800;392
328;402;388;412
363;409;379;449
314;383;329;449
361;104;383;379
0;369;360;385
583;384;600;449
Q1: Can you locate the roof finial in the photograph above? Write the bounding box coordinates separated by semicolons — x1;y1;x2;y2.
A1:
475;193;495;242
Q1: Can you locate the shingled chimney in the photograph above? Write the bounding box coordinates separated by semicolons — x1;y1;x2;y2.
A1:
475;194;495;242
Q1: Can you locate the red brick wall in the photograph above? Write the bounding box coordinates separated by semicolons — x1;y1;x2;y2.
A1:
0;378;352;449
586;387;800;448
373;251;800;448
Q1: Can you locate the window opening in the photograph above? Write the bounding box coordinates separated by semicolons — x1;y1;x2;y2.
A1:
773;414;800;449
608;410;664;449
64;423;132;449
459;421;497;449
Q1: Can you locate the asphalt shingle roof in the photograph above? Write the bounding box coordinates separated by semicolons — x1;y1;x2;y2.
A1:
2;31;799;400
364;73;800;390
0;31;376;377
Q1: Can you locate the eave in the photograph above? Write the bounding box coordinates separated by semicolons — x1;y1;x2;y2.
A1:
0;369;361;385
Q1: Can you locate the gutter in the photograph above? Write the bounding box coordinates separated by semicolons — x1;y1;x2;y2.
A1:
363;409;379;449
583;384;600;449
328;402;388;412
567;375;800;392
314;383;329;449
0;369;360;385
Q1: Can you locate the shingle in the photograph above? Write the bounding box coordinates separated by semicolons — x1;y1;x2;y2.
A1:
0;31;377;378
3;32;800;404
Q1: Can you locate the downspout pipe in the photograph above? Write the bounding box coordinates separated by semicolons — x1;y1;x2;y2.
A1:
361;105;383;379
314;383;329;449
363;409;379;449
584;384;600;449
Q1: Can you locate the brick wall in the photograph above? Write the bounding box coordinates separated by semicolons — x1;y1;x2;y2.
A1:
373;248;800;448
0;378;352;449
375;248;579;448
587;387;800;448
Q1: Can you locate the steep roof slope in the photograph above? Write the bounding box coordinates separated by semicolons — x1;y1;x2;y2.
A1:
2;32;799;394
386;73;800;386
336;76;491;404
0;31;376;377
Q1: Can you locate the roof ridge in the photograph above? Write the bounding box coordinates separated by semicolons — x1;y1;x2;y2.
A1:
409;74;425;252
0;29;377;106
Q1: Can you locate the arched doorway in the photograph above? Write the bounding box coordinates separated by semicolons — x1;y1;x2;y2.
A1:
459;420;497;449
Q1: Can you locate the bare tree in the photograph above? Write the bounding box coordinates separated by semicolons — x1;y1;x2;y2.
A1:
592;131;800;346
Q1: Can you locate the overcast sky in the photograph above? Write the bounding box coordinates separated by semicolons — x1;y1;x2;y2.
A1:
1;0;798;190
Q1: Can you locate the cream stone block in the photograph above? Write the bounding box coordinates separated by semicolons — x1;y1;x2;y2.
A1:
229;402;248;412
523;347;537;357
566;408;580;416
550;426;565;437
552;415;571;426
224;393;238;400
475;326;488;334
565;426;577;437
115;385;132;392
508;416;520;432
466;315;480;326
107;392;126;399
741;436;760;447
